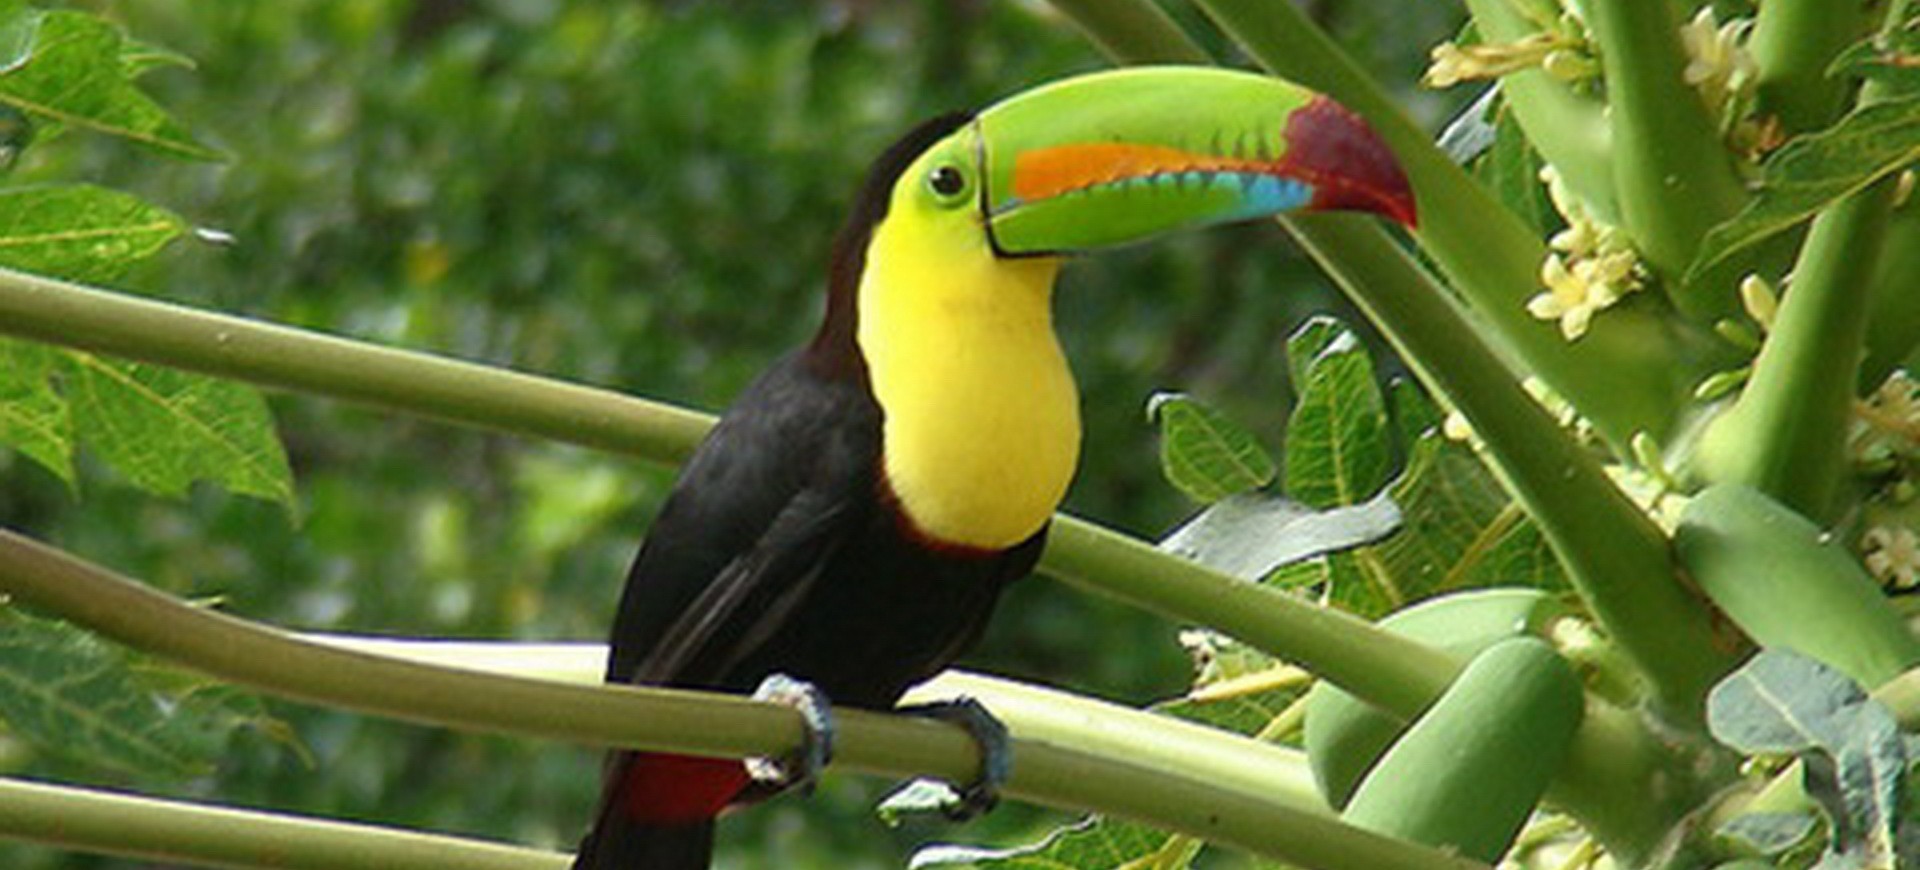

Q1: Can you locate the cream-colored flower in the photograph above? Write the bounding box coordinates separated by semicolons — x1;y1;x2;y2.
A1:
1863;525;1920;591
1872;370;1920;426
1529;168;1643;341
1680;7;1755;106
1530;254;1599;340
1425;33;1582;88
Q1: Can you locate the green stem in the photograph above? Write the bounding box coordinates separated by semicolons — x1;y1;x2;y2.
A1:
0;266;712;464
0;529;1485;870
1062;0;1694;449
1040;0;1209;64
302;635;1335;816
1697;180;1896;519
0;777;568;870
1585;0;1748;320
1861;189;1920;389
1749;0;1873;133
1459;0;1619;224
1044;518;1458;716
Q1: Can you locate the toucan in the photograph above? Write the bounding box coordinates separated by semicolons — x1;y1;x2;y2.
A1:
572;66;1415;869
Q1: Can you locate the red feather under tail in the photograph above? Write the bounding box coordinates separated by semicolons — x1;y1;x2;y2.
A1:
573;752;749;870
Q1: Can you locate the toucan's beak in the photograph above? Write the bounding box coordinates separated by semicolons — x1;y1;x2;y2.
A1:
974;66;1416;257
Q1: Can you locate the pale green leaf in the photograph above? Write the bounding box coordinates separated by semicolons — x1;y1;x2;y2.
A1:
0;336;71;482
0;183;186;282
1828;23;1920;100
912;816;1189;869
1149;391;1276;503
0;9;220;160
0;608;277;780
1284;317;1391;509
1689;96;1920;282
59;352;293;508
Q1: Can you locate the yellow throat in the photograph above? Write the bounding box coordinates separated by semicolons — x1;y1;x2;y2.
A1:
855;206;1080;550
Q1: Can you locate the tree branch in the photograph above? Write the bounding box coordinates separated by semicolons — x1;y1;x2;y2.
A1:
0;528;1486;870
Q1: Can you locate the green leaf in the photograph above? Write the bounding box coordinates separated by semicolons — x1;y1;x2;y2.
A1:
913;815;1192;869
0;608;280;780
58;352;294;508
1689;96;1920;282
1829;23;1920;100
1716;812;1819;857
1149;391;1277;503
0;336;71;482
0;2;39;74
1159;490;1400;582
1284;317;1391;509
1707;649;1910;868
1473;98;1553;238
1270;387;1567;618
0;9;220;160
0;184;186;283
1707;648;1863;754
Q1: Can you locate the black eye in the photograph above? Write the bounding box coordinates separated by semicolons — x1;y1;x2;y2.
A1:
928;164;967;198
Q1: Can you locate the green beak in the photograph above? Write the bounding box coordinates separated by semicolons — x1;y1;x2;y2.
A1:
972;66;1416;256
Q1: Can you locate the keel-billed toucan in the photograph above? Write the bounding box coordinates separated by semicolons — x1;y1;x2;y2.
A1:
572;66;1415;869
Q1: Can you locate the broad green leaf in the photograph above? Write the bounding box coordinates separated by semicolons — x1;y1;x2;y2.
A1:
1159;490;1400;582
1474;98;1553;238
1707;649;1910;868
0;9;220;160
1829;23;1920;100
913;816;1191;869
1284;317;1391;509
1707;648;1865;754
0;2;37;74
1271;388;1567;617
0;336;71;482
1689;96;1920;282
1717;812;1819;858
0;183;186;283
1149;392;1276;503
0;608;279;779
59;352;294;508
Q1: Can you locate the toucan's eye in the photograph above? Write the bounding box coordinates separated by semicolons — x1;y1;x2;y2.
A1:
927;164;967;199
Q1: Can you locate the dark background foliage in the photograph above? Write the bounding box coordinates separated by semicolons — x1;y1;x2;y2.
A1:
0;1;1462;866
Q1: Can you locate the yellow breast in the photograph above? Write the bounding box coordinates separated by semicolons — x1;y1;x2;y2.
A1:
856;213;1080;550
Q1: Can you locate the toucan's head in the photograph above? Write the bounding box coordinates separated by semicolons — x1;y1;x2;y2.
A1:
868;65;1415;269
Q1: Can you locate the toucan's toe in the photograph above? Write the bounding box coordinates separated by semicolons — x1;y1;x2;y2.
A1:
745;672;836;796
899;696;1010;821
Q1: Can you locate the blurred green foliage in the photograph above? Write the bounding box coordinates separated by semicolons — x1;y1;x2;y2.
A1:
0;1;1462;866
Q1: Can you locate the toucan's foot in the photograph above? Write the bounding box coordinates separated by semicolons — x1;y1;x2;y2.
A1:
898;696;1010;821
745;672;835;796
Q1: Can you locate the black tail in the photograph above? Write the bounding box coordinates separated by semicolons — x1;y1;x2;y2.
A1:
573;814;713;870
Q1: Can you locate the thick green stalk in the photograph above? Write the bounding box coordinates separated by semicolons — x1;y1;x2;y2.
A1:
1697;180;1896;519
1749;0;1873;133
1062;0;1693;448
302;636;1335;816
0;266;713;464
1041;0;1209;64
0;777;567;870
0;529;1486;870
1459;0;1619;223
1585;0;1748;320
1044;518;1458;716
1861;189;1920;389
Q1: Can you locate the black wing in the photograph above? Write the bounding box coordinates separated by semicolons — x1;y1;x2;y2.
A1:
604;352;880;691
